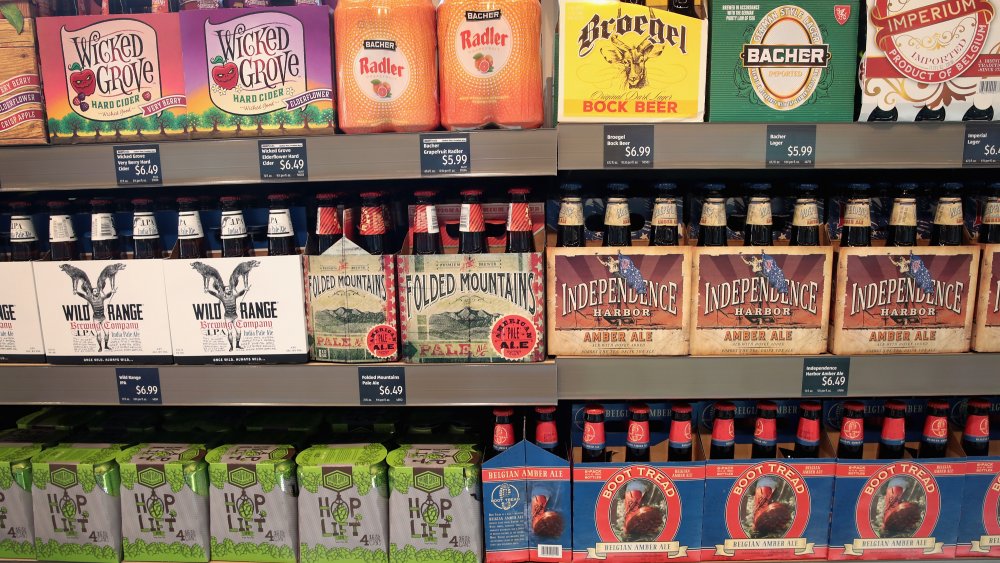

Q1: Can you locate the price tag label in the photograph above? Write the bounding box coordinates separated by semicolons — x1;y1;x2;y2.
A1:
801;357;850;397
116;367;162;404
358;366;406;405
604;125;653;168
963;123;1000;166
114;144;162;185
421;133;471;175
259;138;308;180
766;124;816;168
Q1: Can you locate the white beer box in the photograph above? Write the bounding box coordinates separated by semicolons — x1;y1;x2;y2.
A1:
32;260;172;364
0;262;45;362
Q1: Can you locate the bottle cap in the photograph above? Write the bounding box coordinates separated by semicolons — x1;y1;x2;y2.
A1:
131;198;153;206
748;183;772;192
885;399;908;411
493;407;514;417
843;401;866;414
220;196;240;204
628;403;650;415
969;398;992;409
607;183;629;193
800;401;822;412
796;183;819;193
671;403;692;414
561;183;583;193
509;187;531;196
47;200;71;210
847;183;871;193
757;401;778;412
584;404;605;416
941;182;964;193
703;183;726;193
315;193;341;202
896;182;920;193
89;198;113;207
414;190;437;199
359;191;383;200
177;196;198;204
654;182;678;193
9;201;31;211
460;189;484;197
714;401;735;412
926;399;950;410
267;193;290;202
534;406;557;415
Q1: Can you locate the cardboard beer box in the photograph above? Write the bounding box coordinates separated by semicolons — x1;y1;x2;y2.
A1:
955;396;1000;557
972;244;1000;351
0;443;42;560
205;444;298;563
557;0;708;122
180;6;334;140
387;444;483;563
296;443;390;563
117;444;210;563
32;259;173;364
0;13;47;145
0;261;46;363
36;14;188;144
31;444;123;563
708;0;859;122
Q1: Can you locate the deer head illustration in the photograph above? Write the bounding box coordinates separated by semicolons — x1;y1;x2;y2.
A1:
601;35;665;89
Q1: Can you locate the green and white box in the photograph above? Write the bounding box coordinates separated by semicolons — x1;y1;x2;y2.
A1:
31;445;122;563
296;444;389;563
117;444;210;562
205;444;297;563
387;444;482;563
708;0;860;121
0;443;42;560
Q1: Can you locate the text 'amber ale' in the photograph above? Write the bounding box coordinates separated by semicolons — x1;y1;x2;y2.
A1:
650;183;680;246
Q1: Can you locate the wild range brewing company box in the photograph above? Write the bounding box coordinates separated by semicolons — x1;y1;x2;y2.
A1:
180;6;334;139
699;400;836;560
31;444;123;563
831;246;980;354
387;444;483;563
296;443;390;563
708;0;859;121
483;418;572;563
162;255;309;364
36;14;188;144
972;244;1000;351
0;443;42;560
570;402;706;562
557;0;708;122
956;396;1000;557
116;443;210;563
0;13;47;145
858;0;1000;121
691;246;833;355
0;262;46;363
32;259;173;364
205;444;298;563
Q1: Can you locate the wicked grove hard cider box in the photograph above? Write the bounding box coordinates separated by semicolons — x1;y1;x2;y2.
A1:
36;14;188;144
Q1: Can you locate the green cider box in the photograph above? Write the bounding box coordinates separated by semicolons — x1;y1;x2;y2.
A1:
30;445;123;563
296;444;389;563
117;444;210;563
206;444;298;563
708;0;859;121
0;443;43;560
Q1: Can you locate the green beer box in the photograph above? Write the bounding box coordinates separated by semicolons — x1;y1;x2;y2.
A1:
708;0;859;121
117;444;210;563
0;443;43;560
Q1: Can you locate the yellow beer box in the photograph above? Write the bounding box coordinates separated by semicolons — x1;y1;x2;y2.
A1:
557;0;708;122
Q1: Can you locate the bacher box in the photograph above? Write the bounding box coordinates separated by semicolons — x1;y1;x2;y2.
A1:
0;261;45;363
0;443;42;560
972;244;1000;351
0;12;47;145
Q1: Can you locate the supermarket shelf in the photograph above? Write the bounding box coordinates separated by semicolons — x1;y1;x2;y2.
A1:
0;361;557;406
0;128;558;191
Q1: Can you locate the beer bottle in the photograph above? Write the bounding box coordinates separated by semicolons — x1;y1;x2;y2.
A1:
459;189;488;254
506;187;536;253
582;404;607;463
981;183;1000;244
744;183;774;246
626;403;651;462
177;197;207;259
709;402;736;460
220;196;253;258
603;183;632;247
963;102;994;121
668;403;693;462
492;407;517;456
266;194;296;256
534;406;560;455
698;183;728;247
48;201;79;262
887;183;918;247
751;401;778;459
867;104;898;122
841;184;872;247
877;399;907;460
313;193;343;255
919;399;950;459
650;183;680;246
358;192;387;256
9;202;39;262
931;183;965;246
412;190;442;255
131;198;161;259
837;401;866;459
916;105;946;121
669;0;698;18
90;198;120;260
963;398;991;457
557;183;585;248
790;183;821;247
794;401;822;459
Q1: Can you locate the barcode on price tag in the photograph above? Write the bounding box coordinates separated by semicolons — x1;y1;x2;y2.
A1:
116;368;162;404
421;133;471;175
114;144;162;185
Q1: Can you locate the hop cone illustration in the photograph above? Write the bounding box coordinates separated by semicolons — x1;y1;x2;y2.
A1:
908;253;934;293
617;252;647;295
760;253;789;295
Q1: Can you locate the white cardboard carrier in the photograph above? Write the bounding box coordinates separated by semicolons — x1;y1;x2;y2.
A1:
0;262;45;362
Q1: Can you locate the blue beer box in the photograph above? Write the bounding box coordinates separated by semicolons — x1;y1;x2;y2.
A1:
953;396;1000;558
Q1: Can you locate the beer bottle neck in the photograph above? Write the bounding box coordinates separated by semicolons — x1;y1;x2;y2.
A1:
746;196;772;226
10;215;38;243
178;210;205;240
792;199;819;227
220;210;248;239
604;198;630;227
359;206;386;236
652;197;678;227
507;199;532;233
317;206;342;236
132;211;160;240
700;197;727;227
413;204;439;234
49;215;77;243
460;202;486;233
558;197;584;227
890;197;917;227
934;197;963;227
983;197;1000;226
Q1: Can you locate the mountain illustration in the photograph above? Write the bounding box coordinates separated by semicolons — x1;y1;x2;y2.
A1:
315;307;385;333
430;307;496;339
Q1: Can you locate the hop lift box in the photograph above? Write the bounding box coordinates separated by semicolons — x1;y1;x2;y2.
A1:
397;200;545;363
0;0;47;145
570;402;706;562
955;397;1000;557
545;195;692;356
825;398;967;560
0;208;45;362
0;442;43;560
699;400;836;561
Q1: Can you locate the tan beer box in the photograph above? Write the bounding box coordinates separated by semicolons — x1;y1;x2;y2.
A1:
972;244;1000;351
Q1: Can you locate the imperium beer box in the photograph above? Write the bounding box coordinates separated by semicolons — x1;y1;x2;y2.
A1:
0;11;47;145
0;261;46;362
33;259;173;364
557;0;708;122
36;14;188;144
180;6;335;139
0;443;42;560
956;397;1000;557
708;0;859;121
859;0;1000;120
972;244;1000;351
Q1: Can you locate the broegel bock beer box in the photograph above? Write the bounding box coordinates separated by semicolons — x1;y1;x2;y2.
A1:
0;262;46;363
0;15;47;145
972;244;1000;351
32;259;173;364
557;0;708;122
0;443;42;560
955;397;1000;557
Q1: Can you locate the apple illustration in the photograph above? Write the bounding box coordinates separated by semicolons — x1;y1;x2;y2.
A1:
210;56;239;90
68;63;97;97
142;91;152;101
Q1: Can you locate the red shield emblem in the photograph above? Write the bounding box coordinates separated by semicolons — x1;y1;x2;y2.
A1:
834;5;851;24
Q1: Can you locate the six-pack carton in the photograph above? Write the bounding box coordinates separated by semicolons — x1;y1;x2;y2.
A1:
956;396;1000;557
0;13;47;145
0;261;46;363
0;443;42;560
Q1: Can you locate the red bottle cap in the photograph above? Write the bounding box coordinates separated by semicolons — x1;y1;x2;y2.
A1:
672;403;692;414
220;196;240;204
131;198;153;205
584;404;604;416
801;401;822;412
927;399;950;410
970;398;992;410
509;187;531;195
715;402;735;412
315;193;341;202
757;401;778;412
535;406;556;415
414;190;437;198
629;403;650;415
460;189;484;197
493;407;514;417
360;191;383;199
885;399;908;411
267;193;289;202
177;196;198;204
